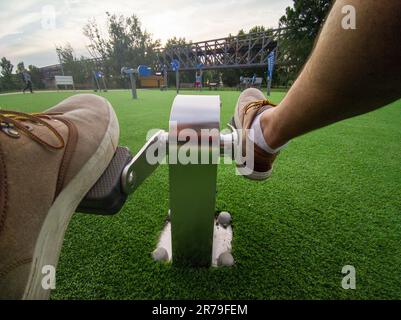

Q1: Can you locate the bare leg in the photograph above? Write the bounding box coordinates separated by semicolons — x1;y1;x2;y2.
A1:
262;0;401;149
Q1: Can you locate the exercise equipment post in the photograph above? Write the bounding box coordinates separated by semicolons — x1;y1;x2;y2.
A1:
171;60;180;94
121;67;138;99
169;95;220;267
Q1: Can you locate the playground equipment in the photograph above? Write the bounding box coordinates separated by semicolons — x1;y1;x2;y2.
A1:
77;95;239;267
171;60;180;94
137;65;164;88
121;67;138;99
93;71;108;92
161;65;168;91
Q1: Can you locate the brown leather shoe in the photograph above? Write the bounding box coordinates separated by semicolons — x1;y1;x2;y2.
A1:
0;94;119;299
231;88;278;180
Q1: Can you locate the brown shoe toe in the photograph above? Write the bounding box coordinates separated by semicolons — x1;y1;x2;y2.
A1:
0;94;119;299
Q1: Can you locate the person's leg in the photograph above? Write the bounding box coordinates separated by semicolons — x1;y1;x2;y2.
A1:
233;0;400;180
261;0;401;150
28;81;33;93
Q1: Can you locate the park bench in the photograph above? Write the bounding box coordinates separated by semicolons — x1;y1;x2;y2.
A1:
55;75;76;91
179;82;195;89
208;82;220;90
239;77;263;90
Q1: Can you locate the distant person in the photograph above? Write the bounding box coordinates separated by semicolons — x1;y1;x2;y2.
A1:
251;73;257;86
195;71;202;89
239;76;245;90
22;69;33;94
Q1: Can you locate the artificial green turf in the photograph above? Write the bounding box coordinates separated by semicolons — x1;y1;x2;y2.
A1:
0;89;400;299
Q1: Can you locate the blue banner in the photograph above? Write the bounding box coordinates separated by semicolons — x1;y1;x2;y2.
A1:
267;51;276;80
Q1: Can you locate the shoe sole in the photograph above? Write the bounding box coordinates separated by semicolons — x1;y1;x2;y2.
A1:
233;100;272;181
22;97;119;300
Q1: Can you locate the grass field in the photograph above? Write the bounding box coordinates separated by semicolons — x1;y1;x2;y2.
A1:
0;89;400;300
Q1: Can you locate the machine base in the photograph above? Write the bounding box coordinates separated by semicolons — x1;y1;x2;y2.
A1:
153;212;234;267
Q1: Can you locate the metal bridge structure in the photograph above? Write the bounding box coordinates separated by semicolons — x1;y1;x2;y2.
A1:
156;28;287;71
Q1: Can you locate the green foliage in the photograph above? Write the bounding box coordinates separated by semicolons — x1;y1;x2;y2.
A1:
56;44;97;85
83;12;161;88
278;0;333;82
248;25;268;34
0;57;15;91
16;62;25;74
28;65;45;89
0;57;47;92
165;37;191;48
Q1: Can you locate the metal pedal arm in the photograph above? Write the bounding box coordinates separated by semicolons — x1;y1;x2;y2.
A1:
121;130;168;195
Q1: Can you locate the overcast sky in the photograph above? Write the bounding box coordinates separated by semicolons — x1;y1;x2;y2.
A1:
0;0;292;68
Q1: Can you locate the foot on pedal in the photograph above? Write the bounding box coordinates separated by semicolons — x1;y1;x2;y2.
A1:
77;147;133;215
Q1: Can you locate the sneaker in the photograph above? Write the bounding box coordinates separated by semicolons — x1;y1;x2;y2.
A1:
0;94;119;299
231;88;279;180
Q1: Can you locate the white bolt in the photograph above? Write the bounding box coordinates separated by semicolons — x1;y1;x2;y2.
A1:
152;247;169;262
217;251;234;267
218;211;232;227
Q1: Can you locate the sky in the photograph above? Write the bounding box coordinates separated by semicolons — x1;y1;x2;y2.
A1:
0;0;292;68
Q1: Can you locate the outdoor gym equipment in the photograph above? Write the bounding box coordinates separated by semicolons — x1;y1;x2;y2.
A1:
137;65;164;88
93;71;108;92
160;64;168;91
171;60;180;94
77;95;239;267
121;67;138;99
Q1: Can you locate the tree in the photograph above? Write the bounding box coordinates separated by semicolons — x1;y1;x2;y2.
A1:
16;62;25;74
278;0;333;81
248;26;267;34
165;37;190;48
0;57;15;91
83;12;161;86
14;62;26;86
56;44;84;76
56;44;100;88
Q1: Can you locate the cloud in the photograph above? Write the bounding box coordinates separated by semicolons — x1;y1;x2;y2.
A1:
0;0;292;67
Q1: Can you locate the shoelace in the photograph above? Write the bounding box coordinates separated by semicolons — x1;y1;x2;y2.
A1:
0;110;65;150
243;99;277;114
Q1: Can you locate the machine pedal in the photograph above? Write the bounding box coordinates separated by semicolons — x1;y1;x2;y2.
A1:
77;147;133;215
